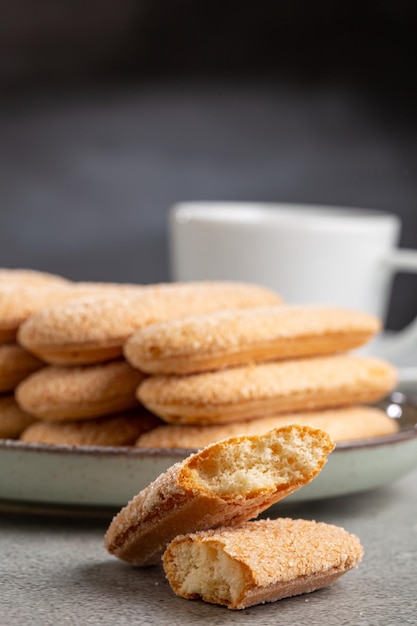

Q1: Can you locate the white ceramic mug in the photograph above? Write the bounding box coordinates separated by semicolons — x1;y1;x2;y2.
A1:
168;202;417;374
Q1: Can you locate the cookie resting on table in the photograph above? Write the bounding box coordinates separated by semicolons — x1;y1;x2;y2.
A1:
163;517;364;610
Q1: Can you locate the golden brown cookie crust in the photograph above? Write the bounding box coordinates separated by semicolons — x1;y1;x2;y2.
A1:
17;282;281;365
135;405;398;449
0;278;144;344
163;518;363;609
137;355;397;425
0;395;37;439
0;283;77;343
20;410;162;446
104;425;334;566
125;305;380;374
15;360;146;420
0;343;44;392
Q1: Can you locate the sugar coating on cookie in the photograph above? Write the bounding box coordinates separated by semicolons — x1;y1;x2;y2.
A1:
104;425;334;566
17;282;281;365
163;518;364;609
20;410;162;446
135;405;398;449
125;305;381;374
137;354;398;424
0;283;77;343
15;360;146;420
0;279;145;345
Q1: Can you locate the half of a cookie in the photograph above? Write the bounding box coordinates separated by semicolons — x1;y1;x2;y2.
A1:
163;518;363;609
104;424;334;566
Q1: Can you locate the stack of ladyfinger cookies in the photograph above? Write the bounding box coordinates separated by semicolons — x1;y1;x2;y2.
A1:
0;268;77;440
0;266;398;447
1;268;289;446
123;302;398;448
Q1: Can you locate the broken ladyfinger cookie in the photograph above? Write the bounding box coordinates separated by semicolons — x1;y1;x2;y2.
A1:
104;424;334;566
163;517;363;610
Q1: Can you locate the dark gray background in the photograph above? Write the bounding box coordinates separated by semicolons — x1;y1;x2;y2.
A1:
1;1;416;329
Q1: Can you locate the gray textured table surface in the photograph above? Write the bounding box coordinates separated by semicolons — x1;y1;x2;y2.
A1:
1;467;417;626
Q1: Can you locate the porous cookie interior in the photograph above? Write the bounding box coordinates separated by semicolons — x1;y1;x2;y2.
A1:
163;518;364;609
181;426;331;499
171;539;249;606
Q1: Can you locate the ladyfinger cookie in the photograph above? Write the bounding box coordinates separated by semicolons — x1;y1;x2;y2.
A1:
15;360;146;421
135;405;398;449
0;343;44;392
20;410;162;447
163;518;363;610
137;354;397;425
104;424;334;566
0;395;37;439
0;283;77;343
0;268;70;287
0;278;146;345
17;282;281;365
125;305;380;375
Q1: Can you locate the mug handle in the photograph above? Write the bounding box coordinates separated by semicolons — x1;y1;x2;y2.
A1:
369;248;417;370
383;248;417;273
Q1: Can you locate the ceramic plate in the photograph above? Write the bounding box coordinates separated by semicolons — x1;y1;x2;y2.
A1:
1;392;417;514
